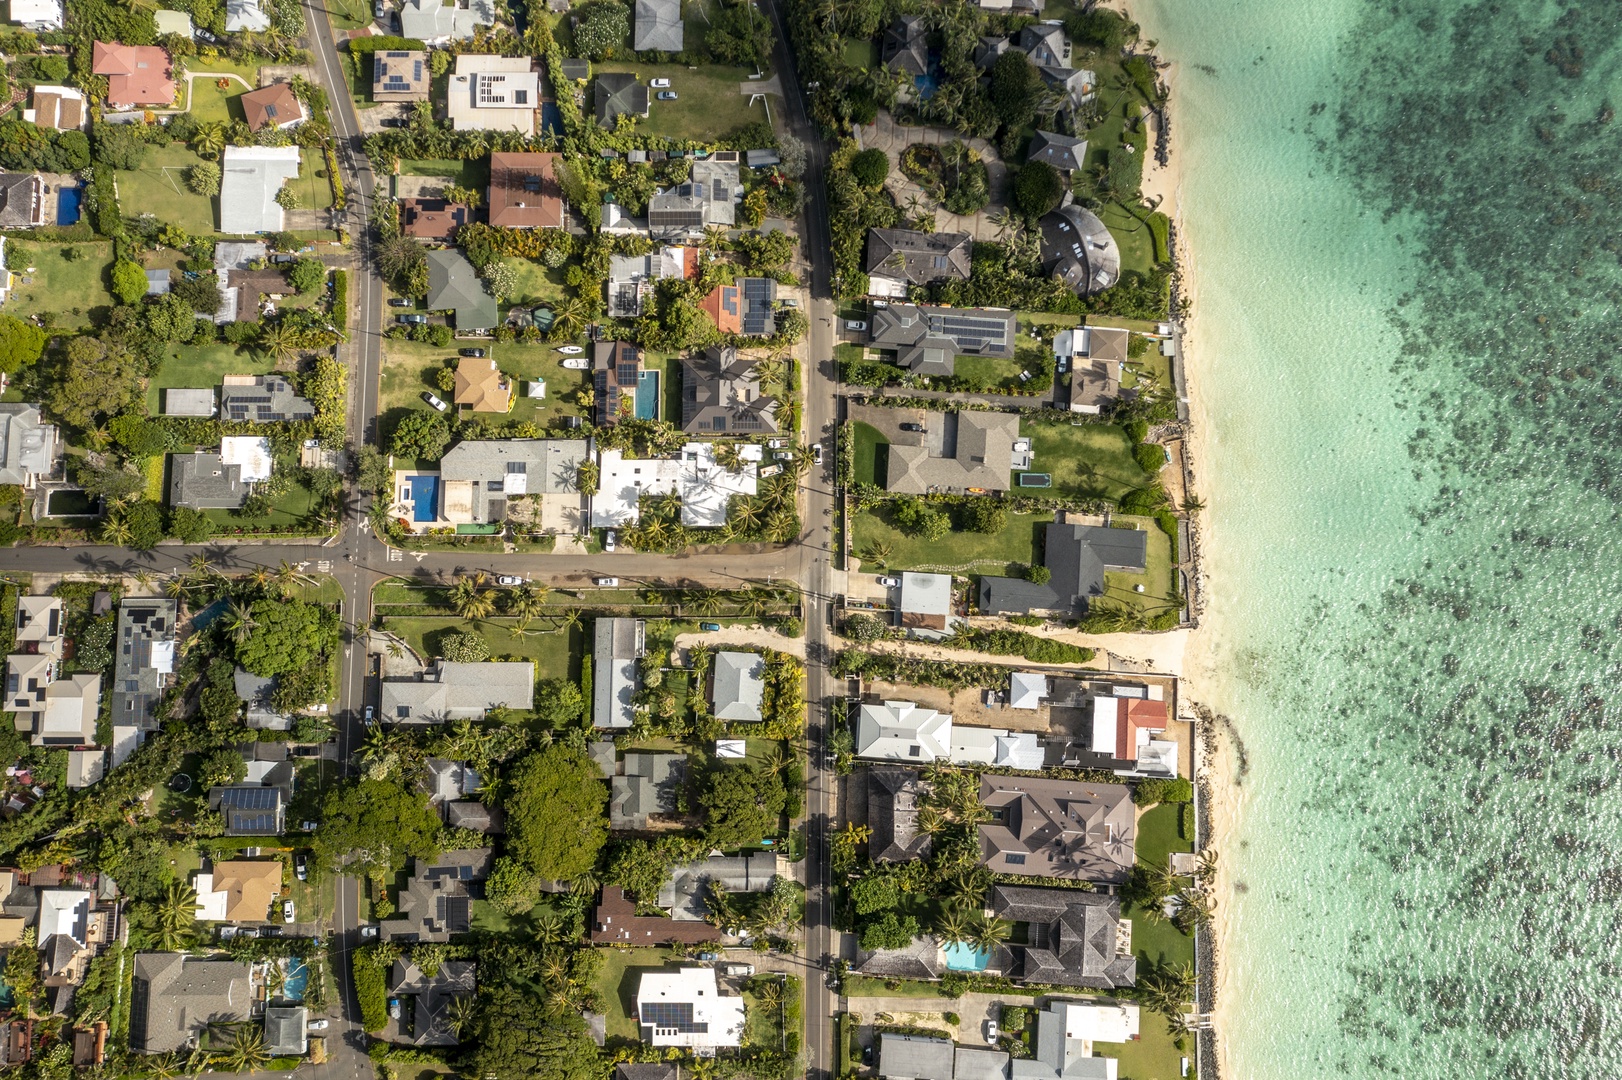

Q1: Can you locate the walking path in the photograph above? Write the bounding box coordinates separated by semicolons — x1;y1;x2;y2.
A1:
875;384;1061;410
855;112;1009;240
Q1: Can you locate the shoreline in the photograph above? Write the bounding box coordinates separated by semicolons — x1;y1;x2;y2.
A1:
1128;28;1242;1080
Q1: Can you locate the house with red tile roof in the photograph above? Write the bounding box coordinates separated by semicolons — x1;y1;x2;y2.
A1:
487;152;563;228
91;42;175;109
239;83;305;133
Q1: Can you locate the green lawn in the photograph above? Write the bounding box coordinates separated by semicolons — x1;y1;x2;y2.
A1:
953;353;1029;393
592;61;770;141
202;477;321;530
1135;802;1191;873
382;616;583;681
5;240;114;328
1099;519;1179;617
842;975;953;999
321;0;373;31
1018;419;1153;502
146;341;279;414
379;337;591;454
1095;1015;1190;1080
117;143;219;236
500;256;571;310
1099;201;1159;279
853;507;1054;575
841;39;877;68
398;157;490;192
852;421;885;487
588;947;677;1043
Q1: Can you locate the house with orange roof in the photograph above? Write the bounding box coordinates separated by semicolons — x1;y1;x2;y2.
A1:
699;277;777;337
239;83;305;133
487;151;564;228
26;86;85;131
91;42;175;110
453;357;513;413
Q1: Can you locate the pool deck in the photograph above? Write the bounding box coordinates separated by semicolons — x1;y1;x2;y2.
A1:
388;469;453;533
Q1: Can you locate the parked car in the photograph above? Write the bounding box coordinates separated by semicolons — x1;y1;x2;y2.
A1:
308;1019;329;1031
773;451;794;461
650;78;671;88
363;705;375;724
388;297;412;307
700;623;722;632
656;91;678;101
697;952;722;962
720;963;755;976
899;422;925;432
422;391;449;412
238;927;260;939
360;925;379;940
986;1019;999;1042
595;577;619;587
812;444;824;465
604;529;616;552
863;1046;873;1065
388;998;401;1020
767;438;785;449
294;855;308;881
460;347;487;358
380;117;407;128
269;253;296;265
261;925;282;937
877;575;900;588
497;575;524;586
845;319;867;332
397;313;427;325
1018;370;1032;382
196;27;221;42
282;900;295;923
219;926;239;941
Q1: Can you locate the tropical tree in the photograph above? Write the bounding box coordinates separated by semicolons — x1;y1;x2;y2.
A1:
190;122;227;158
220;1026;270;1073
967;913;1012;950
222;599;258;646
450;573;498;621
256;320;301;362
934;907;973;945
156;882;196;950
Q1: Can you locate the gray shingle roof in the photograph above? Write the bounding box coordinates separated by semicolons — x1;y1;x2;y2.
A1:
384;851;493;943
1027;130;1088;172
680;346;779;435
866;766;933;862
978;523;1147;616
438;438;589;523
885;411;1019;495
633;0;683;51
112;599;176;732
1040;204;1121;297
657;852;777;920
592;618;644;729
389;960;476;1045
595;73;649;125
426;249;499;331
990;885;1137;988
880;1033;955;1080
881;15;928;75
130;954;253;1054
610;751;684;829
168;453;247;510
264;1005;307;1057
711;651;765;722
977;774;1135;883
380;661;535;723
220;375;314;422
865;229;972;285
648;159;738;237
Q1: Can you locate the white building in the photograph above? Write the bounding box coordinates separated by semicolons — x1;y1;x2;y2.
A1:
635;967;745;1050
10;0;63;31
950;727;1043;770
446;55;537;132
220;436;273;484
593;443;758;529
898;571;956;640
38;889;91;944
1009;1000;1127;1080
1091;687;1175;778
1009;672;1048;710
219;146;302;234
855;700;952;762
398;0;494;41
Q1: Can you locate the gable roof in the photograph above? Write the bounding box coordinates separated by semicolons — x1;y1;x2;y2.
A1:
488;151;563;228
225;0;270;31
856;700;952;761
610;751;684;828
880;1034;955;1080
385;849;493;942
866;766;933;862
595;72;648;125
633;0;683;51
990;886;1136;988
397;0;494;39
657;852;778;920
220;375;314;422
885;410;1019;495
92;42;174;108
380;661;535;722
219;146;301;234
680;345;779;434
1027;130;1087;172
977;774;1135;883
28;86;83;131
711;651;765;722
590;885;721;945
425;249;499;330
592;618;643;729
865;229;973;285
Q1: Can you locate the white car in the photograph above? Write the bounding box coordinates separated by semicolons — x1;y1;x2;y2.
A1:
986;1020;999;1042
650;78;671;88
422;391;448;412
557;345;585;354
845;319;867;332
561;357;590;370
877;575;900;588
497;575;524;585
282;900;295;923
595;577;619;587
812;444;824;465
604;530;617;552
307;1020;329;1032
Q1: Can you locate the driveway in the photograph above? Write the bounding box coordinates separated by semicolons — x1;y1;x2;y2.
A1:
855;113;1010;241
673;625;806;659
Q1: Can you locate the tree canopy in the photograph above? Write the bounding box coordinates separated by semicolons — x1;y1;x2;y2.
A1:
464;984;601;1080
700;762;787;849
317;777;442;875
0;315;44;374
237;600;339;677
505;746;609;880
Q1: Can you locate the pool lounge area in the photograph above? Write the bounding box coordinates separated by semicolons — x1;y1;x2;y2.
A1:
392;472;443;529
943;942;992;971
634;370;660;420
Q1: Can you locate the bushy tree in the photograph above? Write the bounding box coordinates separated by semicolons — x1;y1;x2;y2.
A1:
110;259;148;305
187;161;221;195
850;148;889;189
1012;161;1064;219
50;336;142;428
389;411;451;461
572;0;629;59
858;911;920;951
842;612;885;644
0;315;44;374
287;257;327;293
438;631;491;662
505;746;609;880
167;506;213;543
484;856;546;915
237;600;339;677
533;678;585;729
1133;777;1193;806
989;51;1042;136
1026;564;1051;584
850;873;900;915
964;499;1007;534
466;985;600;1080
317;778;442;875
700;763;787;849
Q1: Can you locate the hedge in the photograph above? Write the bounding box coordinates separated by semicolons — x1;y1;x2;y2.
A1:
947;627;1095;665
331;269;349;337
1133;776;1193;806
353;951;389;1032
346;34;425;52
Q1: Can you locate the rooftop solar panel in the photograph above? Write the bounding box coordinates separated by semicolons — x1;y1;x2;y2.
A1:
641;1003;707;1033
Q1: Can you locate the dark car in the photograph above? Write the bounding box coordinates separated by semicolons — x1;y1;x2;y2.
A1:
380;117;407;128
862;1046;873;1064
460;347;487;358
388;297;412;307
261;925;282;937
269;253;296;265
656;90;678;101
295;855;308;881
397;314;428;325
899;422;924;432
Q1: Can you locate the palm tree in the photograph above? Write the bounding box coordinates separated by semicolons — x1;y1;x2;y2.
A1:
447;993;479;1037
531;908;565;943
508;583;549;618
1180;494;1205;513
729;497;763;533
863;540;892;567
146;1052;180;1080
223;599;258;645
764;510;798;544
163;576;191;601
257;320;301;362
191;122;227;158
694;589;724;616
220;1026;270;1073
551;296;590;339
156;881;196;950
967;914;1012;951
450;573;497;621
933;907;973;945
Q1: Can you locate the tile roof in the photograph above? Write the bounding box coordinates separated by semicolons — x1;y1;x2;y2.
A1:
240;83;304;132
92;42;174;108
401;198;471;240
452;356;513;412
590;885;720;945
488;151;563;228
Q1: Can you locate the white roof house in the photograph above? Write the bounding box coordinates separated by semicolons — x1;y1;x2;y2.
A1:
1010;672;1048;710
399;0;495;41
856;700;952;762
1058;1001;1138;1045
446;55;539;133
593;443;757;529
225;0;270;31
220;436;273;484
10;0;63;30
1009;1001;1123;1080
635;967;745;1049
38;889;90;943
898;572;955;639
36;673;102;748
219;146;302;234
950;727;1043;771
66;749;106;789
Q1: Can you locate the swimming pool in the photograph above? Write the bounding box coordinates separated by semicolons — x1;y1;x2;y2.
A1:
56;186;81;225
540;102;563;136
943;942;991;971
282;958;309;1001
409;474;439;522
635;370;660;420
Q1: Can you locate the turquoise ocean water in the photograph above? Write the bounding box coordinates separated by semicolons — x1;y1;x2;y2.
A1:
1134;1;1622;1075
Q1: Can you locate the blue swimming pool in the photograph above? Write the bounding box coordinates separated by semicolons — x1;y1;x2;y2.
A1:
540;102;563;136
56;186;81;225
282;958;308;1001
943;942;991;971
409;474;439;522
634;370;660;420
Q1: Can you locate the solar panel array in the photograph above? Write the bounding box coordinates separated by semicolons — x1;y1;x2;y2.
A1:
617;362;638;384
641;1002;708;1034
219;787;280;810
928;312;1010;351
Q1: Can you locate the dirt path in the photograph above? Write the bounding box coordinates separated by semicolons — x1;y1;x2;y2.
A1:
674;625;806;659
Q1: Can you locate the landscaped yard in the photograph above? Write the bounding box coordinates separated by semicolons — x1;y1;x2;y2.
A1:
1018;418;1154;502
499;256;571;310
4;240;114;328
1135;801;1192;872
1099;518;1179;617
1098;201;1160;279
118;144;331;236
145;341;281;414
1095;1015;1192;1080
397;157;490;194
201;475;322;531
587;946;676;1043
381;615;583;682
852;507;1055;575
592;61;771;141
851;421;886;487
378;337;592;455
